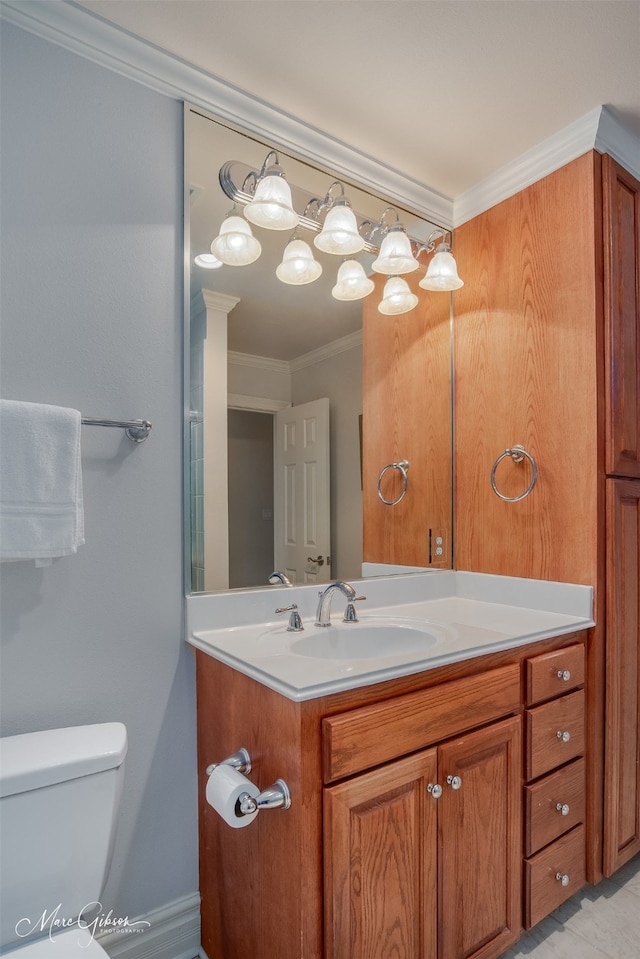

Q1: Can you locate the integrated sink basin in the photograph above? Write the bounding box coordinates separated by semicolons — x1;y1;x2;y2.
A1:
289;619;448;661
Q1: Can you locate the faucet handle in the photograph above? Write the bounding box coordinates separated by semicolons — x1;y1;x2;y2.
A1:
275;603;304;632
343;596;366;623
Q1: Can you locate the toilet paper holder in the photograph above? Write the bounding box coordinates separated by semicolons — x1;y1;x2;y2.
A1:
206;747;291;814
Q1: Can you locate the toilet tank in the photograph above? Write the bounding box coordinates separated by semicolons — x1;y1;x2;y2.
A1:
0;723;127;952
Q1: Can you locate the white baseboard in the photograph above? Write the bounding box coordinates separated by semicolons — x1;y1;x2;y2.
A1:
98;893;200;959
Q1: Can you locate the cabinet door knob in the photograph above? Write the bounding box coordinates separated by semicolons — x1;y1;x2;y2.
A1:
556;802;570;816
556;730;571;743
555;872;570;887
557;669;571;682
446;775;462;790
427;783;442;799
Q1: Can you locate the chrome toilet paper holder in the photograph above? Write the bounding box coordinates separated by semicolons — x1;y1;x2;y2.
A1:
206;748;291;815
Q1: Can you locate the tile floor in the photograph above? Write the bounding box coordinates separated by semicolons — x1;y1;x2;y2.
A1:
500;856;640;958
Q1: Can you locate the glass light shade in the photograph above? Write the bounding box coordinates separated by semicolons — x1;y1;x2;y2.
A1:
314;202;365;255
210;216;261;266
371;228;420;275
194;252;223;269
378;276;419;315
243;173;299;231
275;239;323;285
419;244;464;291
332;259;375;300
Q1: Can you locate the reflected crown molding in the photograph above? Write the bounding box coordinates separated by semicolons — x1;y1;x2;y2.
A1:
1;0;452;227
228;330;362;377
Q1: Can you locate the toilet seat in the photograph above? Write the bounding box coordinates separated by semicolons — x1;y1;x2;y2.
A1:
5;927;107;957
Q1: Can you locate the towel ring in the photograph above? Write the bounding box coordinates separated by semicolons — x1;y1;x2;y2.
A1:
377;459;410;506
490;445;538;502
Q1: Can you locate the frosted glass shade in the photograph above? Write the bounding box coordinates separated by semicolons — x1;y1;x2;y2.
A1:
210;216;261;266
314;203;365;255
372;228;419;275
332;259;375;300
419;245;464;291
276;239;323;285
244;173;299;231
194;252;223;269
378;276;419;315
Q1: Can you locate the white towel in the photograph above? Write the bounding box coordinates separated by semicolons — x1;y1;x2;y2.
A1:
0;400;84;563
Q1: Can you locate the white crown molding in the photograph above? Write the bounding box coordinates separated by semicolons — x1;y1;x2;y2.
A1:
290;329;363;373
0;0;453;228
228;351;290;376
452;107;603;227
595;106;640;181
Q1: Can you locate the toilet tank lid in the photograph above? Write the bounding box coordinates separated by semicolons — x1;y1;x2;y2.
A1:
0;723;127;797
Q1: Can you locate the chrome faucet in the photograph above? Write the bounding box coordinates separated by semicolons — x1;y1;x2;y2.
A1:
315;581;357;627
268;571;292;586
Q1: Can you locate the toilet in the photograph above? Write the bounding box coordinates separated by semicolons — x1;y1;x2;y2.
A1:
0;723;127;956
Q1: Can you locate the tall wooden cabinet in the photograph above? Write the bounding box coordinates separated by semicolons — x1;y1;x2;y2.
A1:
453;152;640;883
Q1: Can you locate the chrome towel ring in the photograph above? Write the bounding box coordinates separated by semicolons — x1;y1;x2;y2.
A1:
377;459;410;506
490;445;538;502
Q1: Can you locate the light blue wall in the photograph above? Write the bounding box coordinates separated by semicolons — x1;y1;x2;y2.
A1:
0;21;198;919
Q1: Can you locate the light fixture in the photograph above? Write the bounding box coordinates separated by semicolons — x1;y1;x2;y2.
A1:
371;227;420;275
331;259;375;301
378;276;419;315
276;238;323;285
194;252;223;269
313;182;365;256
210;213;262;266
418;230;464;291
243;151;299;231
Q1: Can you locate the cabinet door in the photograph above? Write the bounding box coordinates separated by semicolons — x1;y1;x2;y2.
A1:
438;716;522;959
604;478;640;874
324;749;438;959
603;155;640;479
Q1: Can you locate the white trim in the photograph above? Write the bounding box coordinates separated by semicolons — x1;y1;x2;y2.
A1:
228;352;290;375
228;393;290;413
0;0;452;228
97;893;200;959
453;105;640;226
290;330;362;373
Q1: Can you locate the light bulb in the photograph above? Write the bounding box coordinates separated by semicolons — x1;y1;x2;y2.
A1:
372;227;419;275
332;260;375;300
210;216;261;266
378;276;419;315
314;202;365;256
276;239;323;285
244;172;298;231
419;244;464;291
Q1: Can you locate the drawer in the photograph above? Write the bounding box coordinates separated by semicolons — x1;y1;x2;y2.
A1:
322;664;521;782
526;689;584;781
525;824;585;928
526;644;585;706
524;758;585;856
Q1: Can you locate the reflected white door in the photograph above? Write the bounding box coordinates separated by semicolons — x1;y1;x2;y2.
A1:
274;398;331;584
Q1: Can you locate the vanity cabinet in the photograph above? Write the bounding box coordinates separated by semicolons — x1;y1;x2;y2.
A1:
453;151;640;882
523;644;587;927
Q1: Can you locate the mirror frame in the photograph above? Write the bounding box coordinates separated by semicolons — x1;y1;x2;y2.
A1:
182;102;455;596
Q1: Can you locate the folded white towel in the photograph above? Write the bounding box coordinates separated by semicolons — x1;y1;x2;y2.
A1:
0;400;84;563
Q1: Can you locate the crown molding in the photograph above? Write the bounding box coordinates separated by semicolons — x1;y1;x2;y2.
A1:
228;352;290;376
453;105;640;226
290;329;363;373
0;0;453;228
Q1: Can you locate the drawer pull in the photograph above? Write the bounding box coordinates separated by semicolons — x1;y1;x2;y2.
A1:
557;669;571;682
556;802;570;816
555;872;570;887
427;783;442;799
556;730;571;743
446;775;462;790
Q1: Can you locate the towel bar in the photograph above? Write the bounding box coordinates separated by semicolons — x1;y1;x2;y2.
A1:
81;417;152;443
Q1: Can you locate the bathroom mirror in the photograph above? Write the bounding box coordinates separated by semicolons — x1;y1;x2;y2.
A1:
186;105;453;593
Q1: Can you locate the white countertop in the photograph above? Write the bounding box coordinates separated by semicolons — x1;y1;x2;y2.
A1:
186;572;594;702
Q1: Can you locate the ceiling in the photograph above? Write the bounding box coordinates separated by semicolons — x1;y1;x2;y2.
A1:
75;0;640;201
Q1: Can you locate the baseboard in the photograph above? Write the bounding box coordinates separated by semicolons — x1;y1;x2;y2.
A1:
98;893;200;959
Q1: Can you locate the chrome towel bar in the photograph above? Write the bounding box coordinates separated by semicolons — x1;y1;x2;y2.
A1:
81;417;152;443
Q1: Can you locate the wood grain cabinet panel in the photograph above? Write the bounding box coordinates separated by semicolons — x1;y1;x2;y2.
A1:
603;156;640;479
604;478;640;874
525;825;586;929
526;690;585;781
524;758;586;857
525;644;585;706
